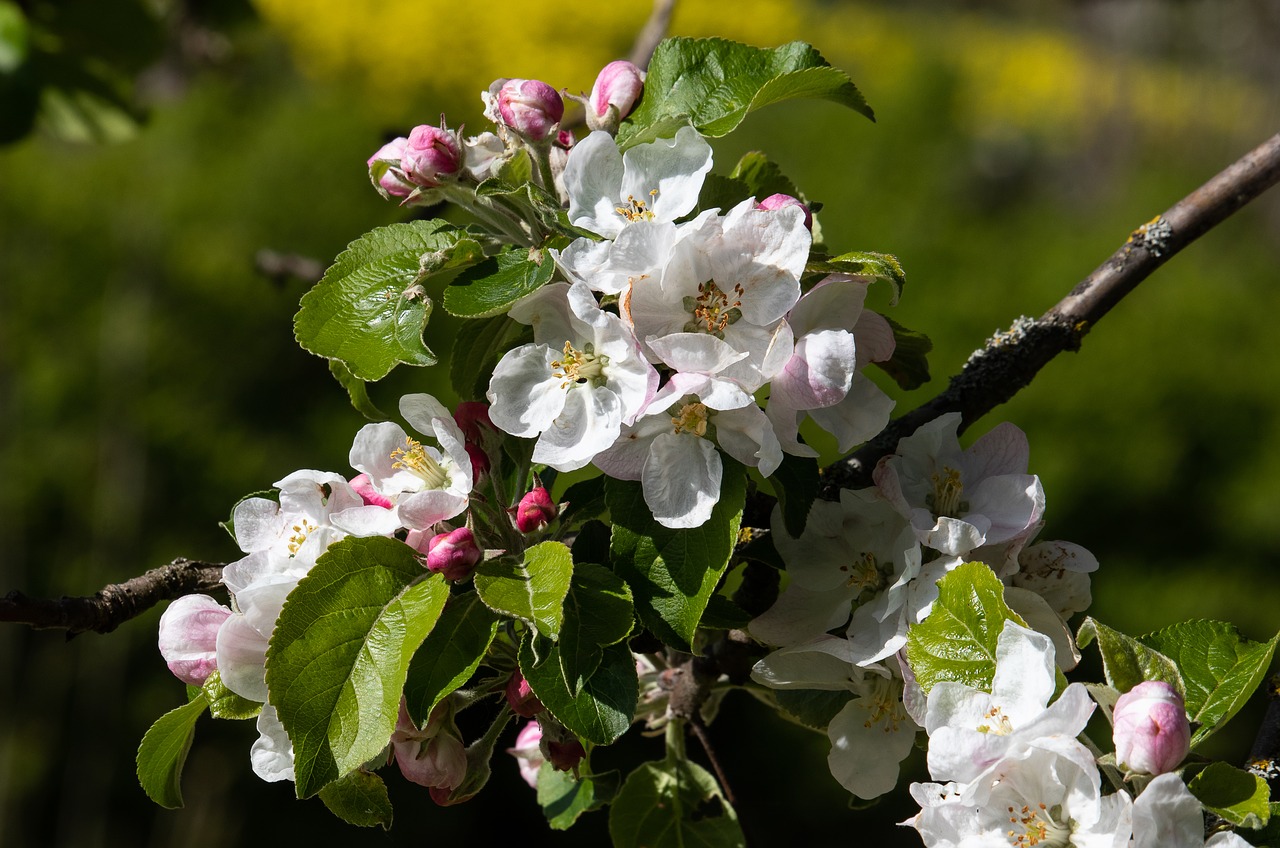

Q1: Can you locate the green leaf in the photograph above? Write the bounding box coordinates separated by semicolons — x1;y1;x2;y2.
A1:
449;315;528;401
474;541;575;640
771;688;850;730
698;174;754;214
729;151;802;201
519;638;638;746
136;694;207;809
1139;621;1279;747
294;221;485;380
318;769;394;830
805;251;906;305
201;670;261;721
619;37;872;147
559;563;635;692
328;359;387;421
403;591;501;726
769;454;819;538
1076;618;1184;700
875;315;933;391
606;461;747;652
0;2;29;74
699;594;752;631
560;474;609;529
905;561;1024;693
1189;762;1271;829
266;536;451;798
608;758;745;848
537;765;621;830
443;247;556;319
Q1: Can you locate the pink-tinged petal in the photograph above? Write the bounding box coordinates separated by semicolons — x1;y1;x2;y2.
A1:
808;373;896;453
349;473;394;509
397;490;469;530
533;385;623;471
215;614;271;702
765;399;812;458
965;421;1031;480
965;473;1045;545
158;595;232;685
773;328;856;410
789;274;868;336
642;431;721;529
487;344;568;438
853;309;896;368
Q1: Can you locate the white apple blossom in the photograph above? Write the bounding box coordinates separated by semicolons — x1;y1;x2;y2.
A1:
875;412;1045;556
1132;774;1250;848
337;393;473;535
487;281;658;471
157;594;231;686
230;469;362;560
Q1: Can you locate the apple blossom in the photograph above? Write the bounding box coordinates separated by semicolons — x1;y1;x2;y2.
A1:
392;700;468;791
157;594;231;685
1131;773;1251;848
366;137;415;198
488;78;563;141
507;720;545;788
1113;680;1190;776
515;487;557;533
401;123;463;187
756;192;812;229
582;59;645;133
505;672;544;718
425;527;482;581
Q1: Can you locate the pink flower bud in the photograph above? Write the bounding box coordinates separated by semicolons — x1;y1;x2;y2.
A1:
392;701;468;790
401;124;462;188
367;137;416;198
515;487;557;534
545;737;586;772
756;193;813;230
505;672;544;718
453;401;494;474
495;79;564;141
507;720;544;788
349;473;393;509
588;60;645;131
426;527;482;581
158;594;232;685
1113;680;1190;775
555;129;576;150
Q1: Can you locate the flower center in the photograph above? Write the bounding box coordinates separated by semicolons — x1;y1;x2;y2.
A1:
287;519;318;556
671;402;710;437
927;466;967;517
391;437;451;489
977;705;1015;735
615;189;658;222
682;280;744;338
550;341;608;388
842;551;884;594
859;676;906;732
1007;803;1072;848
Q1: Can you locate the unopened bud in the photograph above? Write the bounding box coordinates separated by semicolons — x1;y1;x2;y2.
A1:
158;594;232;685
587;60;645;132
1113;680;1190;775
515;487;557;534
507;720;544;788
392;700;468;790
545;737;586;772
367;137;416;198
757;193;813;230
401;124;462;188
505;672;544;718
426;527;482;581
495;78;564;142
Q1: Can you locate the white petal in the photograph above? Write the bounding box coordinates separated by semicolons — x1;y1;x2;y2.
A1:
808;373;896;452
533;385;623;471
215;614;271;702
1132;774;1206;848
641;431;721;528
564;131;626;237
487;344;568;438
399;393;453;437
619;125;713;224
251;705;296;783
749;585;854;647
828;696;918;799
715;405;783;477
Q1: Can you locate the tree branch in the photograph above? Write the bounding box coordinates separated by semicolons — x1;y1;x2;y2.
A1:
0;558;225;635
628;0;677;71
826;131;1280;494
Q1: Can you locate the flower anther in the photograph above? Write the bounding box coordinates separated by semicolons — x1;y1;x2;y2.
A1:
616;189;658;222
391;436;452;490
671;402;710;437
928;466;968;518
1007;802;1072;848
550;340;608;388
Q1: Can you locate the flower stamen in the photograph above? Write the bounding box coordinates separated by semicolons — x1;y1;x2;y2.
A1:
550;341;608;389
615;189;659;222
927;466;967;518
682;280;744;339
391;437;451;489
671;402;709;437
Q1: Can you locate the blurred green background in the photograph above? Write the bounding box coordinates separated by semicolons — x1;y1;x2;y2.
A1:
2;0;1279;845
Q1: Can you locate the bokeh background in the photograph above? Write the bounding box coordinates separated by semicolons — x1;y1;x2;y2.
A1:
3;0;1280;845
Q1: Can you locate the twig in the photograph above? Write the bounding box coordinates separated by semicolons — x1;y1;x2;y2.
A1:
0;558;225;635
827;131;1280;493
688;719;738;809
628;0;677;71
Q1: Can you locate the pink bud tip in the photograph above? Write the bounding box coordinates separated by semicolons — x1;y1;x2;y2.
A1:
401;124;462;188
505;672;545;718
426;527;482;581
157;594;232;686
1113;680;1190;775
589;60;645;127
756;193;813;230
367;137;416;198
546;737;586;772
515;487;557;534
497;79;564;141
349;473;393;509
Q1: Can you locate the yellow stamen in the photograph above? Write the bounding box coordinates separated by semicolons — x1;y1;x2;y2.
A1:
390;437;450;489
615;190;659;222
549;340;607;389
287;519;318;556
671;402;709;437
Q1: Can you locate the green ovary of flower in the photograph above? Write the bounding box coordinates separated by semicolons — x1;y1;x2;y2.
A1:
681;280;744;338
671;402;710;437
391;437;451;489
550;341;608;388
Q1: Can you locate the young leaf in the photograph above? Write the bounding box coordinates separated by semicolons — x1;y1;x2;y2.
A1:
805;251;907;305
201;669;261;721
318;769;394;830
905;561;1024;694
1139;621;1279;747
608;759;746;848
875;316;933;391
559;562;635;692
136;694;208;809
619;37;872;147
698;174;754;214
1076;618;1184;700
449;314;529;401
443;246;556;319
328;359;387;421
606;461;747;652
537;765;622;830
519;638;638;746
403;591;501;726
474;541;575;640
265;536;451;798
295;220;484;381
1188;762;1272;829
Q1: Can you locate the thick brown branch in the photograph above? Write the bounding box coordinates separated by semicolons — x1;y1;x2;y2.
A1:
0;558;225;635
825;131;1280;493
